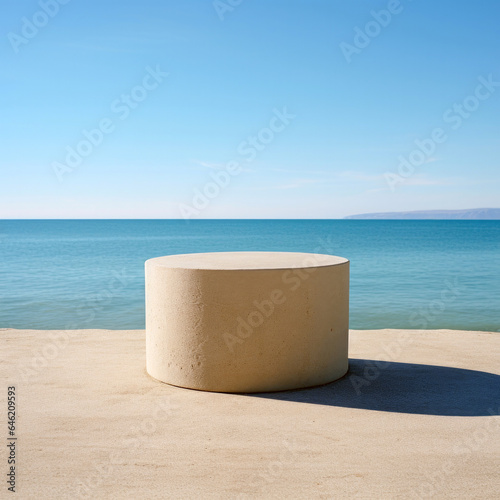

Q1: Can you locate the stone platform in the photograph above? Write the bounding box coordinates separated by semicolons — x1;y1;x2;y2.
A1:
145;252;349;392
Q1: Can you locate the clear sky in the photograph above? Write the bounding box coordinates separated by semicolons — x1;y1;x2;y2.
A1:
2;0;499;218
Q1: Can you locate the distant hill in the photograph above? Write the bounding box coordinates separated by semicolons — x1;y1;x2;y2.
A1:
344;208;500;220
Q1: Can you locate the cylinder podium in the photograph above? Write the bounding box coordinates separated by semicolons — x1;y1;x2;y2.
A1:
145;252;349;393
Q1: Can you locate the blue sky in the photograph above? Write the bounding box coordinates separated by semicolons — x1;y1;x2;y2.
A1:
1;0;499;218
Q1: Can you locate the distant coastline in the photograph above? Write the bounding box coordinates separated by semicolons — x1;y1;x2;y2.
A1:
344;208;500;220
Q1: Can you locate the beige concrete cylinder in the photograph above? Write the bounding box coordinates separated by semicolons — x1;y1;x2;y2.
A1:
145;252;349;393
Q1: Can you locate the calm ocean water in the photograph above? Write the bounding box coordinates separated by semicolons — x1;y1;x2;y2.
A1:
0;220;498;331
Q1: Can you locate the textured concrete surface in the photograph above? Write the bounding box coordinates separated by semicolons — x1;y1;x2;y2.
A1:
1;328;499;499
146;252;349;392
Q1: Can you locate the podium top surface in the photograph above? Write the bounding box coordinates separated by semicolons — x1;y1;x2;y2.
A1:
146;252;348;271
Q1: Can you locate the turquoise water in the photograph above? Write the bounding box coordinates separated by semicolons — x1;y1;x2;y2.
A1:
0;220;498;331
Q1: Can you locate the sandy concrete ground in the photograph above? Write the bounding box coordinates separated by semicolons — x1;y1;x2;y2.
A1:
1;328;499;499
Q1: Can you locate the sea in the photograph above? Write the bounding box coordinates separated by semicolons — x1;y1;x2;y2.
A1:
0;219;498;332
